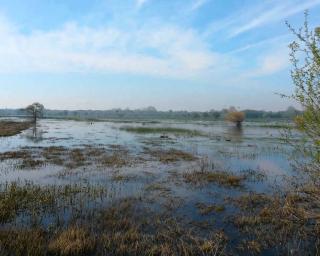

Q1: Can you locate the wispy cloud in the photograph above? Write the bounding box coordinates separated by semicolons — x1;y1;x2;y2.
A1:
229;0;320;38
190;0;209;11
204;0;320;39
0;15;232;79
136;0;149;8
247;49;290;77
228;34;290;54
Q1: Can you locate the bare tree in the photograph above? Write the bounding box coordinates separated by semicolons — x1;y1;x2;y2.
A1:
225;107;245;128
26;103;44;124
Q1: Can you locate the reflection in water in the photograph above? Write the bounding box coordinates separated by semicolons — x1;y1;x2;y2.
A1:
25;124;44;143
226;126;243;142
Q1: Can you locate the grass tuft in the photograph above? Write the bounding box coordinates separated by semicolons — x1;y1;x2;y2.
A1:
48;227;96;256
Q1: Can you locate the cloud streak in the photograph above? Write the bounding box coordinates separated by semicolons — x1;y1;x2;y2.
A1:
229;0;320;38
204;0;320;39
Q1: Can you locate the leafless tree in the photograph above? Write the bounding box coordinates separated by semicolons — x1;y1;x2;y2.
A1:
26;103;44;124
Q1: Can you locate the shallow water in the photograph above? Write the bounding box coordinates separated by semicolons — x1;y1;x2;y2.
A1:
0;118;301;254
0;119;294;183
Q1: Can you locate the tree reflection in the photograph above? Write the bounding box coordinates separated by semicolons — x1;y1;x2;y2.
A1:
25;123;44;143
226;126;243;143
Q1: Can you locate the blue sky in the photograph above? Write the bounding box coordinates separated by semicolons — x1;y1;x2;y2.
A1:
0;0;319;111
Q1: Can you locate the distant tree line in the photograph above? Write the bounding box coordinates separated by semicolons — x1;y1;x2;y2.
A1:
0;106;301;121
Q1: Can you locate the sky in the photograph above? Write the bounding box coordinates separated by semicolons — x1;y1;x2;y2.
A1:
0;0;319;111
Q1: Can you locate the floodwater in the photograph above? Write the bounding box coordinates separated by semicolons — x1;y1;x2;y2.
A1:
0;118;295;185
0;118;301;254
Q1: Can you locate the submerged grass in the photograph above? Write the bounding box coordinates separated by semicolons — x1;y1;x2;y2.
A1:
196;203;226;215
146;148;196;163
0;121;32;137
0;181;107;224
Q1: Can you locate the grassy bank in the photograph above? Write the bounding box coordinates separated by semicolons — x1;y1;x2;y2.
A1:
0;121;32;137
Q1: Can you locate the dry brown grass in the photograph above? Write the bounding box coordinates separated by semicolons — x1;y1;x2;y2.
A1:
231;190;320;254
100;152;129;167
184;170;244;187
0;228;47;256
48;227;96;256
238;240;261;255
227;193;272;210
97;200;228;256
0;121;32;137
0;145;133;169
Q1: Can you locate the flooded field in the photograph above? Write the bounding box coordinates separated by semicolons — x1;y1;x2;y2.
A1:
0;118;315;255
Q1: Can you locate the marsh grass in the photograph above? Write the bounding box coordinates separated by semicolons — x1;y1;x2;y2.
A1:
96;199;228;256
111;173;137;182
227;193;272;210
238;240;262;255
0;197;229;256
0;181;107;224
196;203;226;215
48;226;96;256
120;126;205;136
0;228;47;256
184;170;244;187
240;169;267;182
144;182;171;195
0;121;32;137
230;190;320;254
0;145;133;169
145;148;196;163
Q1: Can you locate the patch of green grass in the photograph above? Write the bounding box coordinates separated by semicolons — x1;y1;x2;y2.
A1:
120;126;204;136
253;123;292;129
